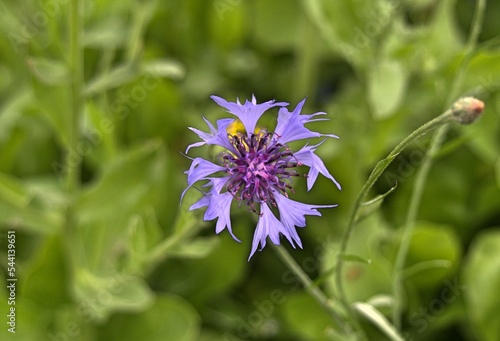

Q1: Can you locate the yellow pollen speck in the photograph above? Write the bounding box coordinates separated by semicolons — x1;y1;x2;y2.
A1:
226;120;265;135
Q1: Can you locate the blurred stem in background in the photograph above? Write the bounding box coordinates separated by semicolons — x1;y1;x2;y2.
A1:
271;244;349;337
65;0;84;273
392;0;487;330
334;105;457;339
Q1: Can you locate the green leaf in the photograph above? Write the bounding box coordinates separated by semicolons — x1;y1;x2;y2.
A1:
167;237;220;259
354;302;405;341
27;57;70;85
281;292;339;341
0;172;33;207
463;229;500;341
323;214;395;303
368;60;407;119
153;233;247;305
77;139;166;225
403;259;452;278
31;73;72;146
125;210;163;274
356;183;397;222
74;268;154;322
84;63;140;97
366;294;395;309
341;254;372;265
22;236;71;308
0;173;63;233
141;59;185;80
404;222;461;289
0;87;31;144
127;209;162;256
84;16;127;49
100;294;200;341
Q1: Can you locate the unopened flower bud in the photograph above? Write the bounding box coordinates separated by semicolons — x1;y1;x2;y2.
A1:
451;97;485;125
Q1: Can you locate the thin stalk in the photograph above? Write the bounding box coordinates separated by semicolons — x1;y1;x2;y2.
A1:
335;109;456;334
391;0;486;329
65;0;84;272
67;0;83;193
272;244;345;331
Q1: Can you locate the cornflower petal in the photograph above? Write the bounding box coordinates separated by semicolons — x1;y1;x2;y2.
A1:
186;117;235;153
294;142;341;191
249;203;295;260
206;192;240;242
181;158;225;201
274;193;337;248
275;99;339;144
189;178;240;241
211;95;288;136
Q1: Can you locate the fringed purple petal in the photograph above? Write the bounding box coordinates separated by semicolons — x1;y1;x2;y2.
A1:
275;192;336;232
186;117;235;153
181;158;225;201
275;98;339;144
294;142;341;191
211;95;288;137
189;178;240;242
205;192;240;242
248;203;295;260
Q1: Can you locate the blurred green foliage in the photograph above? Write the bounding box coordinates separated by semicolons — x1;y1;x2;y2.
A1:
0;0;499;340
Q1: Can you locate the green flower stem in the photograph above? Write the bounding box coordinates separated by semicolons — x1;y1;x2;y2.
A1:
391;125;448;329
272;244;345;331
65;0;84;271
335;108;456;334
392;0;486;330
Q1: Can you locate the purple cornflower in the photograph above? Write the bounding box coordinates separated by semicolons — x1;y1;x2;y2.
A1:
182;95;341;260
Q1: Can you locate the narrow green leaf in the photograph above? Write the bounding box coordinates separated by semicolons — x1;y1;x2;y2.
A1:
27;57;70;85
356;183;397;222
362;183;397;206
0;174;63;233
84;16;127;49
0;87;31;143
73;268;154;322
31;75;71;145
354;302;405;341
0;172;33;207
403;259;452;278
84;63;140;97
341;254;372;265
126;210;163;273
404;223;461;288
166;237;220;259
366;294;395;309
141;59;185;80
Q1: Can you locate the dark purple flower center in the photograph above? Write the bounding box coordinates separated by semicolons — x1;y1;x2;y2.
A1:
221;131;301;213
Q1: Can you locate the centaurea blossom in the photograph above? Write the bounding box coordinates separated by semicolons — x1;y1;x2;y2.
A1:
182;95;340;259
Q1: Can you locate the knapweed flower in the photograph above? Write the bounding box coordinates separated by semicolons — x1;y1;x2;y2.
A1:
182;95;340;260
